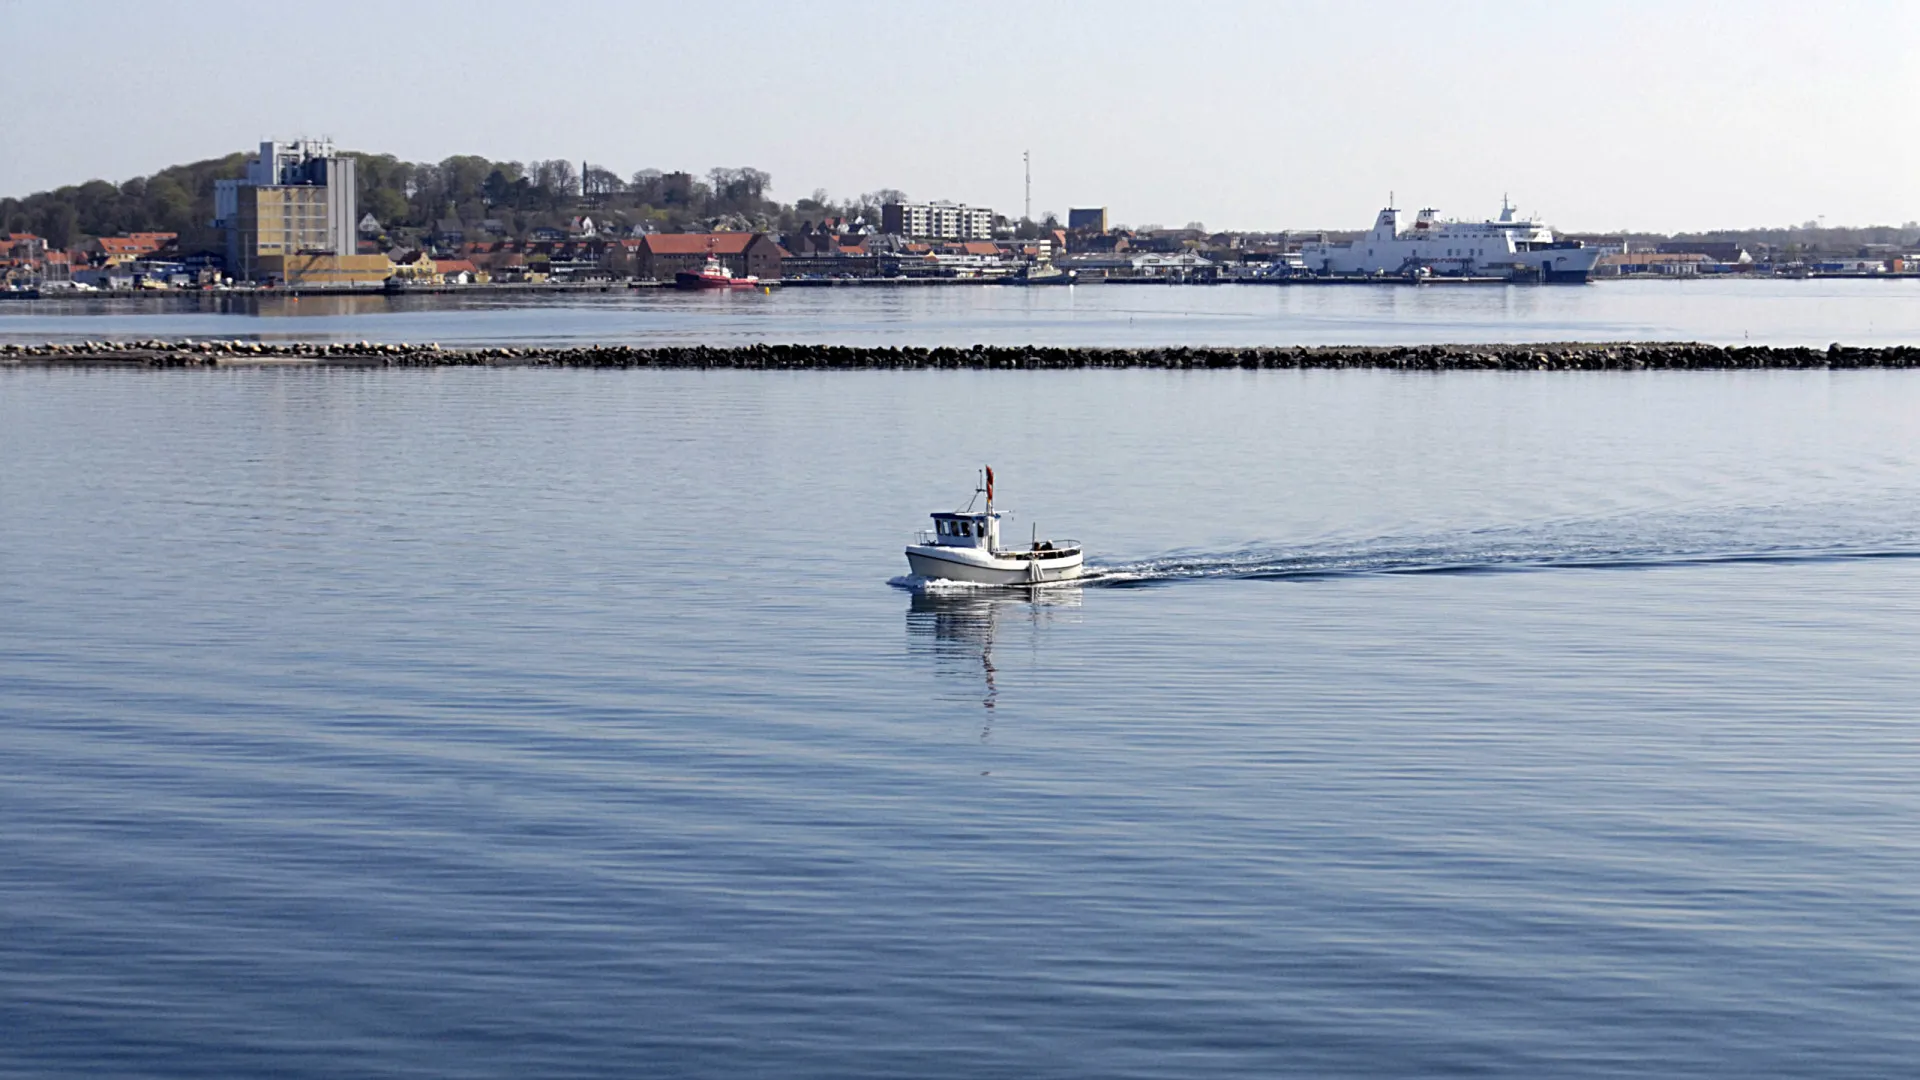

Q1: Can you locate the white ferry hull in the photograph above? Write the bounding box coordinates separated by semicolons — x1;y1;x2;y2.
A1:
906;545;1085;585
1302;202;1601;282
1308;244;1601;280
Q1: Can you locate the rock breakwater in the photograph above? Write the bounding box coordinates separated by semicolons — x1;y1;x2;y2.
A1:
6;340;1920;370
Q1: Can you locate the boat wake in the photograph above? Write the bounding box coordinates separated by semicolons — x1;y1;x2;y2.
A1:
1086;540;1920;587
893;507;1920;591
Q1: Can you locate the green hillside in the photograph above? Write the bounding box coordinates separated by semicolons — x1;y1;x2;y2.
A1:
2;153;907;251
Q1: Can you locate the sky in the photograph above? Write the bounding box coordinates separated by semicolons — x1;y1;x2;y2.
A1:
3;0;1916;234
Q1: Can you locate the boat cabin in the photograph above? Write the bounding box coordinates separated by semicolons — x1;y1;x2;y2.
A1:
926;511;1000;551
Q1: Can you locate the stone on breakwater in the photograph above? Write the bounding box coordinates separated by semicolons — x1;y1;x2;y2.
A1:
6;341;1920;370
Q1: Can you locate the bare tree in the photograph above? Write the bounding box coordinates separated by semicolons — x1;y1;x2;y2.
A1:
583;166;626;199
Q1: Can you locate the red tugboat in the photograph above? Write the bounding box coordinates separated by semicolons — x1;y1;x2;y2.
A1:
674;241;760;290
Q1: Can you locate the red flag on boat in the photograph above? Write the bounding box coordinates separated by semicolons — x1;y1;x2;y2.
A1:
985;466;994;502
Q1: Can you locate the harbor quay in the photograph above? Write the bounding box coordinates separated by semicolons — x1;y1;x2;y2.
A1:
8;340;1920;371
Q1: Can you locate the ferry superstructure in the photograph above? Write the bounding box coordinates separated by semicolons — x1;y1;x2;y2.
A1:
1300;200;1601;282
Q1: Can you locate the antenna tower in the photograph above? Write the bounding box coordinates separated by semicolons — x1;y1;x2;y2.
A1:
1023;150;1031;222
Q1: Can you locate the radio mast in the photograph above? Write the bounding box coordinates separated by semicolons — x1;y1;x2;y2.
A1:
1023;150;1031;223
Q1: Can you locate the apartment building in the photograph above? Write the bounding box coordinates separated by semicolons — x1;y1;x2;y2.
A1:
880;201;995;240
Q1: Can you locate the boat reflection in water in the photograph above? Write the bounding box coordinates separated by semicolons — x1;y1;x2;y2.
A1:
905;586;1083;736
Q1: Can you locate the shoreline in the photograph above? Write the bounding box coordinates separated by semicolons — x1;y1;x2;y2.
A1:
6;341;1920;370
4;273;1918;301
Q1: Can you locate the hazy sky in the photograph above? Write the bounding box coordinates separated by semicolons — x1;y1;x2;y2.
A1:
4;0;1916;233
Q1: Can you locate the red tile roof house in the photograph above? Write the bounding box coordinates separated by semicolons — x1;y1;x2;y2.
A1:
91;232;178;266
433;259;483;284
628;233;785;282
6;232;49;263
469;251;530;281
605;239;646;277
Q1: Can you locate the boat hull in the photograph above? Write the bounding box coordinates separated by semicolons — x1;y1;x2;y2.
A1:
1298;203;1601;282
1013;269;1077;285
674;272;759;290
905;546;1085;585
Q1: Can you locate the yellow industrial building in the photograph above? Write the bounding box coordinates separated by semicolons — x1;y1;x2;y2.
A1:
215;140;361;283
231;187;336;282
253;254;394;287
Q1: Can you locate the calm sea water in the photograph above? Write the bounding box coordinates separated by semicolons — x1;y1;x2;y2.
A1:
4;276;1920;348
4;366;1920;1078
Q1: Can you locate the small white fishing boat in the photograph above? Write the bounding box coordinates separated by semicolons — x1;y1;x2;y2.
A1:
904;467;1084;585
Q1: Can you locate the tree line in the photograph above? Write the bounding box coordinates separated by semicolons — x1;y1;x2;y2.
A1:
1;154;246;252
1;150;918;253
15;150;1910;255
1663;222;1920;256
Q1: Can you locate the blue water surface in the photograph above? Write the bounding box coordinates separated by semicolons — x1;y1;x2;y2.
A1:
4;276;1920;347
3;366;1919;1077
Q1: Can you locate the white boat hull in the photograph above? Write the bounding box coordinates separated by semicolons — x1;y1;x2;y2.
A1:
1300;203;1602;282
905;545;1085;585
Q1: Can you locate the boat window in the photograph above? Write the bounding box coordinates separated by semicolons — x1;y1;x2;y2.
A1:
938;520;950;536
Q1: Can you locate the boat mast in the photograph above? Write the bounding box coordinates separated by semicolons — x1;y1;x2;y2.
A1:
984;464;995;550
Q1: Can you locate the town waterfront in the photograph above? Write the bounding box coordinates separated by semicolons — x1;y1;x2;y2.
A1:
5;364;1920;1077
5;276;1920;349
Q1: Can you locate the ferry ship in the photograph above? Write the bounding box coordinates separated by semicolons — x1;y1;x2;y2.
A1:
1300;199;1601;282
